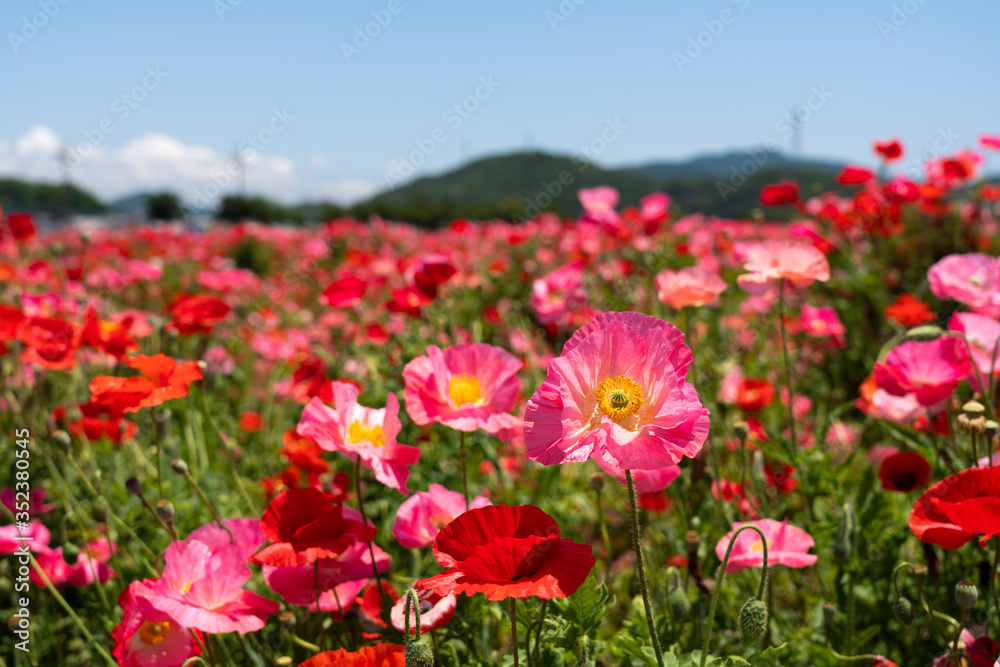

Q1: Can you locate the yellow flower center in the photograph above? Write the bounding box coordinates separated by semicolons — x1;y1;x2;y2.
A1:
429;513;453;530
595;375;644;425
347;420;385;448
138;621;171;646
181;581;192;594
751;539;774;553
448;374;481;406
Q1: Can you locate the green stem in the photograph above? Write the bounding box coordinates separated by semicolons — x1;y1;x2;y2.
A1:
404;589;422;641
627;470;665;667
510;597;520;667
700;525;769;667
182;468;233;543
153;407;164;499
594;484;613;582
459;430;470;511
354;455;385;599
952;611;970;667
778;278;798;454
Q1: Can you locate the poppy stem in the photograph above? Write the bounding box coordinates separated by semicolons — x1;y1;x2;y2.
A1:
777;277;798;454
509;597;520;667
593;482;613;581
459;430;470;512
951;610;970;667
354;455;385;600
626;470;665;667
404;589;422;641
152;406;164;499
700;525;769;667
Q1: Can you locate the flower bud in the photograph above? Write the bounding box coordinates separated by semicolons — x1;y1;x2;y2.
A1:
170;459;189;475
833;503;855;564
278;611;296;631
733;421;750;441
91;499;109;523
905;325;944;342
62;542;81;566
669;586;691;620
52;430;71;452
405;639;435;666
589;473;605;493
893;596;914;626
963;400;985;419
955;580;978;612
155;499;175;522
125;477;143;496
739;597;768;645
985;419;998;442
822;602;837;626
275;658;293;667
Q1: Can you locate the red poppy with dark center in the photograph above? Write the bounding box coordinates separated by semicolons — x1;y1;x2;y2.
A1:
909;466;1000;549
166;294;231;335
19;316;82;370
416;504;595;601
126;354;203;410
299;644;405;667
250;487;377;567
878;451;931;492
736;378;775;412
321;275;367;308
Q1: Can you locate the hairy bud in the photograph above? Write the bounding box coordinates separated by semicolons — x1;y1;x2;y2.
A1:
893;596;914;626
905;325;944;342
739;597;768;645
405;639;435;666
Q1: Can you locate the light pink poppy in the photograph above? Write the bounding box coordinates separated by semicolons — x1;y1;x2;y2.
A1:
799;305;846;338
403;343;522;435
654;266;727;309
639;192;671;223
391;588;457;634
714;518;818;574
524;311;709;470
871;389;925;424
0;520;50;554
594;455;681;493
392;484;492;549
928;253;1000;318
874;338;971;406
298;382;421;494
578;186;620;229
948;312;1000;389
531;262;588;327
736;240;830;296
263;541;391;613
112;579;201;667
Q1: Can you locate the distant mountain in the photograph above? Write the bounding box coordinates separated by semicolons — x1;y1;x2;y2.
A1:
628;150;843;181
0;178;108;214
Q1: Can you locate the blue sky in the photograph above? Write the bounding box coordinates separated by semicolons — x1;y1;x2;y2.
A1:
1;0;997;205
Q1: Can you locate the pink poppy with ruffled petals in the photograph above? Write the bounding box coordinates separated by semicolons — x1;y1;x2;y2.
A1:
298;382;421;494
403;343;522;435
112;579;201;667
928;253;1000;318
392;484;492;549
654;266;727;309
948;312;1000;390
874;338;971;406
524;311;709;471
737;241;830;296
714;518;818;574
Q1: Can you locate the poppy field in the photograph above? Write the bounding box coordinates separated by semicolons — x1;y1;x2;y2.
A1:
3;137;1000;667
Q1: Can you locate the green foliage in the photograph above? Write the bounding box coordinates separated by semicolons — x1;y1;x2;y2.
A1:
146;191;183;220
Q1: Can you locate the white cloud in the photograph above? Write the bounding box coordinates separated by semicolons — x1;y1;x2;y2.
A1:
319;179;378;203
16;125;61;155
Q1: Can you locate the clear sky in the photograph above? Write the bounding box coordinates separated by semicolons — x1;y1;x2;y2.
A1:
1;0;997;206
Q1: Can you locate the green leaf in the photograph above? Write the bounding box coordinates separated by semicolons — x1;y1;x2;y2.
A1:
748;642;788;667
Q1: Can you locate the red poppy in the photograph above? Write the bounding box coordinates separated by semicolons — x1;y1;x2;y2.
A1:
89;376;157;414
71;400;140;443
299;644;405;667
19;316;81;370
81;307;138;359
760;181;800;207
280;429;330;475
878;451;931;492
239;411;263;432
321;276;366;308
736;378;775;412
885;293;936;327
909;466;1000;549
837;166;876;185
250;487;377;567
365;323;389;345
765;462;798;494
166;294;231;335
968;636;1000;667
356;580;398;636
872;657;900;667
0;304;25;355
412;255;457;297
874;139;903;161
6;212;35;242
385;287;432;317
126;354;203;410
416;504;595;601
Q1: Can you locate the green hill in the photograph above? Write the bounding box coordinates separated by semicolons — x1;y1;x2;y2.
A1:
0;178;108;214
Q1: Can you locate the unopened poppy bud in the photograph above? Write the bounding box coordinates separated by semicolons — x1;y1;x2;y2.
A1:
91;499;109;523
733;421;749;440
906;325;944;342
52;430;71;452
275;657;293;667
669;586;691;619
589;473;605;493
985;419;998;440
893;596;914;626
170;458;189;475
278;611;296;631
405;639;435;666
155;499;175;522
739;597;768;645
822;602;837;626
833;503;855;563
62;542;81;566
963;400;985;419
955;580;978;612
125;477;143;496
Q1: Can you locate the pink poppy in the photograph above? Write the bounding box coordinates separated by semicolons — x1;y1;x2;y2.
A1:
144;538;279;634
524;311;709;470
0;520;50;554
578;186;620;230
714;518;818;574
799;305;846;338
298;382;421;494
390;588;457;634
33;538;116;588
1;488;55;516
264;540;391;613
639;192;671;224
980;134;1000;151
736;241;830;296
928;254;1000;318
874;338;971;406
112;579;201;667
392;483;492;549
403;343;522;435
654;266;727;309
594;456;681;494
871;388;924;424
531;262;588;327
948;312;1000;389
